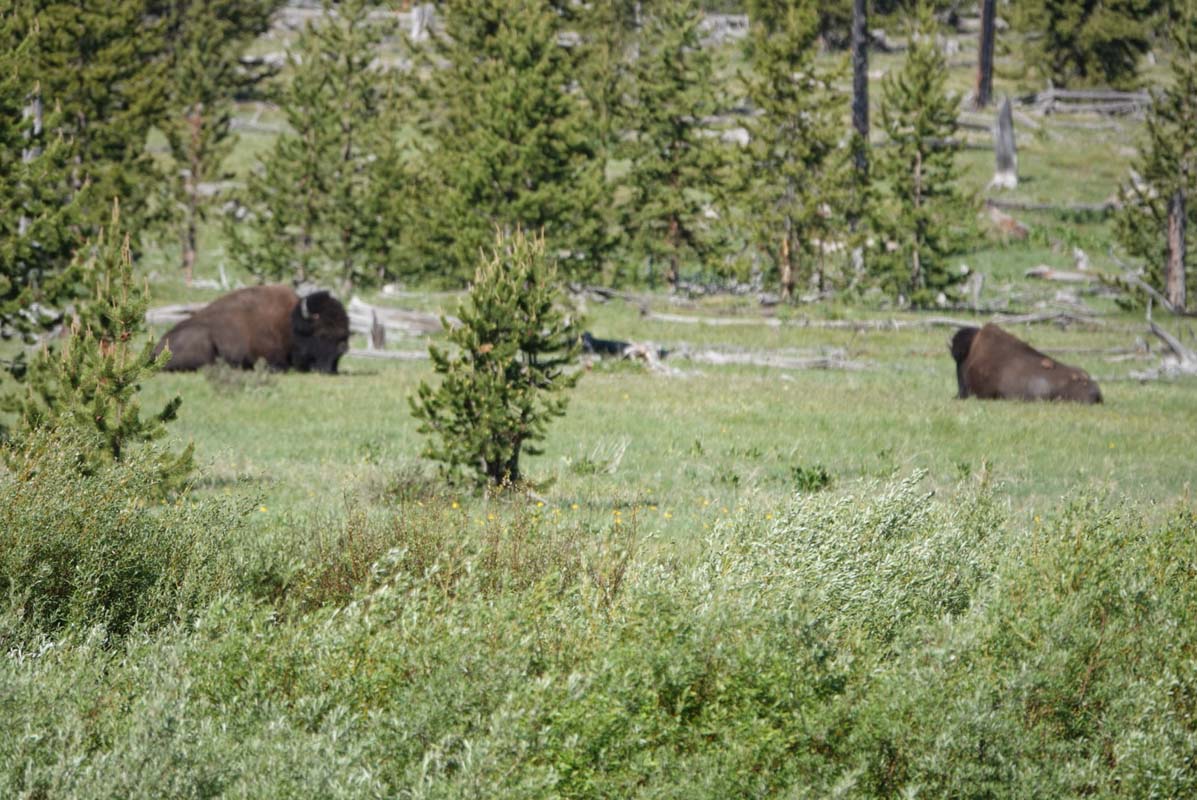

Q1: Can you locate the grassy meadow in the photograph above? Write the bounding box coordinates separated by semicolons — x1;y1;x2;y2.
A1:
4;13;1197;799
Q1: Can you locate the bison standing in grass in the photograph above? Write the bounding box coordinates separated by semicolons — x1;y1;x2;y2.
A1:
154;285;351;374
951;323;1102;404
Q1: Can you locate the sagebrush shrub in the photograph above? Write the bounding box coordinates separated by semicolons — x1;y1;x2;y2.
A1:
0;426;246;645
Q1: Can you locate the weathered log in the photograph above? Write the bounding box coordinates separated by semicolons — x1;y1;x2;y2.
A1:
1025;266;1098;283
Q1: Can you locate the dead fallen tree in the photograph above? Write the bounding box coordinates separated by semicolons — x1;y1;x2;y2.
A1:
986;197;1115;215
1132;301;1197;379
1030;88;1151;116
1025;266;1098;283
677;347;868;371
346;297;456;338
645;310;1102;330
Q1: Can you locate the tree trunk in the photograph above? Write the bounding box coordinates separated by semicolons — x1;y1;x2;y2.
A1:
19;89;43;237
1167;188;1187;312
779;233;794;300
975;0;996;109
851;0;869;174
989;96;1018;190
666;215;680;289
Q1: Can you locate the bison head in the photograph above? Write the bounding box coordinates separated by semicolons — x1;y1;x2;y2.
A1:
290;291;350;373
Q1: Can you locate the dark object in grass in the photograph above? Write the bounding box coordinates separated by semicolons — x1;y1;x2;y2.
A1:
154;285;350;374
951;323;1102;403
581;331;630;357
581;331;669;361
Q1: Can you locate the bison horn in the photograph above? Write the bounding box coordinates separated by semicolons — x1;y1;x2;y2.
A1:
300;295;310;319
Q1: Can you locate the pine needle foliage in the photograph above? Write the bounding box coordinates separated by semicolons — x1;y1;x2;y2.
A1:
407;0;608;285
1011;0;1164;89
619;0;730;288
226;0;394;290
15;0;170;233
1114;1;1197;307
737;0;847;300
411;229;581;486
871;5;970;308
4;202;192;494
0;19;87;343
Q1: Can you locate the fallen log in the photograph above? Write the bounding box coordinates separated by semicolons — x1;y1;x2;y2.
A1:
346;348;428;361
985;198;1115;215
1132;300;1197;379
679;348;868;371
644;310;1100;331
1025;266;1097;283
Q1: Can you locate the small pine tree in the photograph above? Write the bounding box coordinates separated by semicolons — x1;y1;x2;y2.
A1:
410;229;581;486
1115;1;1197;310
872;5;971;308
1011;0;1164;89
738;0;846;300
406;0;609;285
226;0;394;290
161;0;279;285
0;20;86;344
17;0;170;234
619;0;730;288
4;202;193;493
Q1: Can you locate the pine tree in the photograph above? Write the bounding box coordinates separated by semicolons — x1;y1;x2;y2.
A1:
0;19;87;344
4;202;193;493
1011;0;1164;89
411;229;581;486
160;0;279;284
738;0;846;300
407;0;609;284
17;0;170;233
619;0;729;288
1115;1;1197;311
226;0;394;290
871;5;971;308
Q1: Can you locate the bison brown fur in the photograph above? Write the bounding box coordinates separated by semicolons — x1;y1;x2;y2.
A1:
154;285;350;374
950;323;1102;403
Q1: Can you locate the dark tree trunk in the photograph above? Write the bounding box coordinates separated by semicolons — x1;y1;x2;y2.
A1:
851;0;869;173
975;0;996;108
1167;189;1187;312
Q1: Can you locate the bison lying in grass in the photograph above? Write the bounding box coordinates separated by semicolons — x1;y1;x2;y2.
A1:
951;323;1102;404
154;285;350;374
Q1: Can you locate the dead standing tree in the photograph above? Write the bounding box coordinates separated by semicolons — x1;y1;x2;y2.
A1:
989;97;1018;190
975;0;996;108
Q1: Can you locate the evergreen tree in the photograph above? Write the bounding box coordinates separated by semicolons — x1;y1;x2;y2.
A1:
411;229;581;486
872;5;971;307
0;19;87;344
226;0;394;290
1115;0;1197;310
407;0;608;284
160;0;280;284
16;0;171;233
619;0;729;288
738;0;846;300
4;202;193;493
1011;0;1164;89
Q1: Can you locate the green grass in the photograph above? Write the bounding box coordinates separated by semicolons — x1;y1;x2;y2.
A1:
135;298;1196;554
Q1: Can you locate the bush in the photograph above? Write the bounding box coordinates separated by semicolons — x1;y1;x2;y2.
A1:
0;426;247;646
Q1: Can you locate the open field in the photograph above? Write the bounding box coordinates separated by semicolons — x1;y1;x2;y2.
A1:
138;300;1196;552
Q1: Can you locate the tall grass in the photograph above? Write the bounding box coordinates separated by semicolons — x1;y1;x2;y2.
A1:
4;454;1195;797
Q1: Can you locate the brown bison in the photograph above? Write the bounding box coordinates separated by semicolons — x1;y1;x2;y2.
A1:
154;285;350;373
950;323;1102;403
